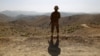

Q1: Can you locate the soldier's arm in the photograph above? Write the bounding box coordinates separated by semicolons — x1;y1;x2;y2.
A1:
58;12;61;19
50;13;53;20
50;13;53;25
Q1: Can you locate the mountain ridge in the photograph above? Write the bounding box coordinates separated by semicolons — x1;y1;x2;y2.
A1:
0;10;86;17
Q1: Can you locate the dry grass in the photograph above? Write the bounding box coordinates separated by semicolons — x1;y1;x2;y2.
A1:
0;35;100;56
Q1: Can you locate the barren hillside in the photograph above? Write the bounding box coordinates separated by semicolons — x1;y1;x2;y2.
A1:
0;13;100;56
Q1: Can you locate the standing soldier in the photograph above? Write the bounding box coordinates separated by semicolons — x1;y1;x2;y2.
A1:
50;5;61;36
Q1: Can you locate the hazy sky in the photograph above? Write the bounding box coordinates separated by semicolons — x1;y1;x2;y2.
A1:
0;0;100;13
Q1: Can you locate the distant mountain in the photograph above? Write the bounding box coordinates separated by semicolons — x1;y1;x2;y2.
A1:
0;11;100;26
0;10;85;17
0;11;100;27
10;14;100;27
0;10;43;17
0;13;13;22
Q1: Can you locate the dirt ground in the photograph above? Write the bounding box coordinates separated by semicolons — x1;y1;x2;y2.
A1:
0;35;100;56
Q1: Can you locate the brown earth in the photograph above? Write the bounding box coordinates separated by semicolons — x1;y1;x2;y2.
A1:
0;35;100;56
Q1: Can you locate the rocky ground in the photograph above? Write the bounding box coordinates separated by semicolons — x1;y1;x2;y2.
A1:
0;35;100;56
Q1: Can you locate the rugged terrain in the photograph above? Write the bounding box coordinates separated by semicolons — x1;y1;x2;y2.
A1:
0;13;100;56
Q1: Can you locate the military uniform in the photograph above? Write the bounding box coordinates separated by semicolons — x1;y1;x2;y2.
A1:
50;6;61;35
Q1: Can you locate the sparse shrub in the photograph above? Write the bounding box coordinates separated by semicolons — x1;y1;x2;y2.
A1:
67;25;82;33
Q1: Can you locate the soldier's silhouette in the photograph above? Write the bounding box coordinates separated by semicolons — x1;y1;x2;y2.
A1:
50;6;61;36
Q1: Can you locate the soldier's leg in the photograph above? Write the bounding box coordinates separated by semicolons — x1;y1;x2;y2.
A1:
56;23;59;35
51;24;54;36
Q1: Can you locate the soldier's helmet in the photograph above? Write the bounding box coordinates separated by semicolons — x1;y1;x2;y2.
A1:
54;5;59;10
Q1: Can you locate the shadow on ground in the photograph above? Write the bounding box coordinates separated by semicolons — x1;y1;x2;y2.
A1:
48;36;61;56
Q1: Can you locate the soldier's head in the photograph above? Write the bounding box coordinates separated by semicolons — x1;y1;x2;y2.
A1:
54;5;59;11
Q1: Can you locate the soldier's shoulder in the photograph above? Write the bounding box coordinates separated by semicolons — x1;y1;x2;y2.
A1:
51;12;55;15
58;12;60;13
52;12;55;13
